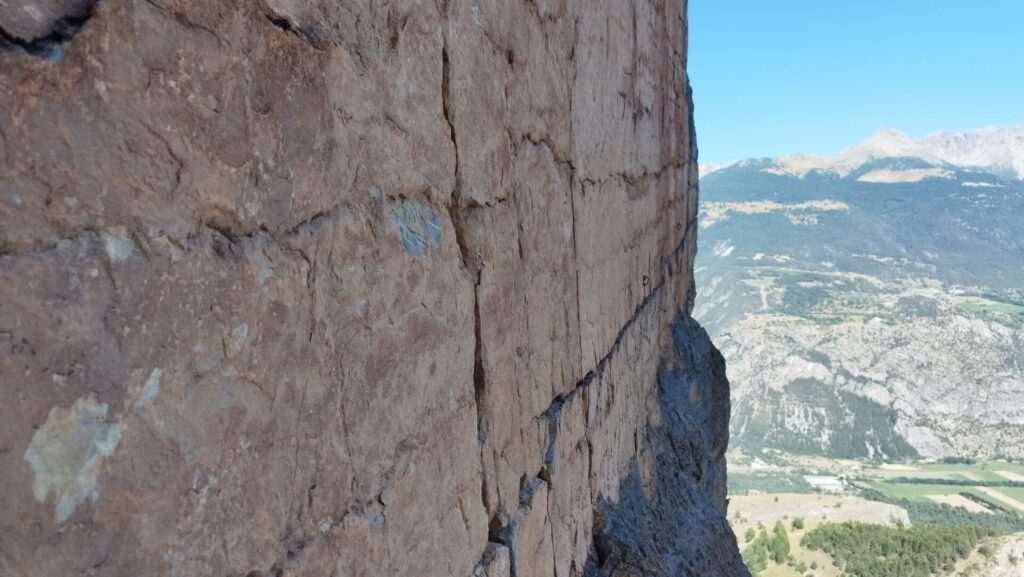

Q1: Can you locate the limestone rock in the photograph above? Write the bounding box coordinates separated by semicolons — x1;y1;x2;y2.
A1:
0;0;744;575
585;316;746;577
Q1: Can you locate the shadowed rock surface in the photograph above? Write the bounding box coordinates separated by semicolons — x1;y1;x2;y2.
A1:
586;315;747;577
0;0;744;575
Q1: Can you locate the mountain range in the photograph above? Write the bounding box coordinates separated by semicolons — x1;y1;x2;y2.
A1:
702;125;1024;182
695;125;1024;461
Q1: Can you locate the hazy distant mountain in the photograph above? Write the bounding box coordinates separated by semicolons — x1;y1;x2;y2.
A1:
703;125;1024;181
695;127;1024;460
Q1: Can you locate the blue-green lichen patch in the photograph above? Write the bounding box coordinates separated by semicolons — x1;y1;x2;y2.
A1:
23;397;123;523
132;368;162;411
390;198;442;256
102;230;135;262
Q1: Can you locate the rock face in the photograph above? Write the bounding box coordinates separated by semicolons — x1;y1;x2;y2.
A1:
0;1;744;576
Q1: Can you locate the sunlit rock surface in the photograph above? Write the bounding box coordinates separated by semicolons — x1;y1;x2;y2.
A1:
0;0;744;575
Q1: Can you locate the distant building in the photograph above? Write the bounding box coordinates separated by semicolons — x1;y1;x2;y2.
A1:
804;475;845;493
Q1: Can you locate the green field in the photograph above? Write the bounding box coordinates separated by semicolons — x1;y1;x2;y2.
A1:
958;298;1024;316
729;458;1024;496
848;460;1024;531
729;457;1024;576
730;472;817;494
862;461;1024;483
743;276;777;288
995;486;1024;508
856;461;1024;512
857;481;1002;507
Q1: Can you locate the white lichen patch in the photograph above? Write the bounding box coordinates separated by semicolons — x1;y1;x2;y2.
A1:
102;229;135;261
133;368;163;411
23;397;123;522
22;5;44;22
232;323;249;346
225;323;250;359
258;265;274;284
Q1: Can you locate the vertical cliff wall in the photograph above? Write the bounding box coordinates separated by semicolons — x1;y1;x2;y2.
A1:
0;1;745;575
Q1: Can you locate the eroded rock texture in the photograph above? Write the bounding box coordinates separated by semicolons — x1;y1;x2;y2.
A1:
0;0;745;575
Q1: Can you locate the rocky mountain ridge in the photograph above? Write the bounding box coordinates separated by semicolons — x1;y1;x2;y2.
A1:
703;124;1024;181
696;130;1024;462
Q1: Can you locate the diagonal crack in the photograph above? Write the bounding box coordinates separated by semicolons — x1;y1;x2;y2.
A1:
263;9;324;50
475;213;698;574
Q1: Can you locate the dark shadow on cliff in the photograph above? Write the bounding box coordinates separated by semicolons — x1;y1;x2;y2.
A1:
0;0;99;60
585;313;750;577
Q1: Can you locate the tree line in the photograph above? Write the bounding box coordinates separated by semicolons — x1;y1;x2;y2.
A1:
859;487;1024;534
801;521;993;577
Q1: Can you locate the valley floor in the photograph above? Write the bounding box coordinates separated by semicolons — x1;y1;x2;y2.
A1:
728;453;1024;576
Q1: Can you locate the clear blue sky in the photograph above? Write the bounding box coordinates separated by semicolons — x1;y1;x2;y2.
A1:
689;1;1024;164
